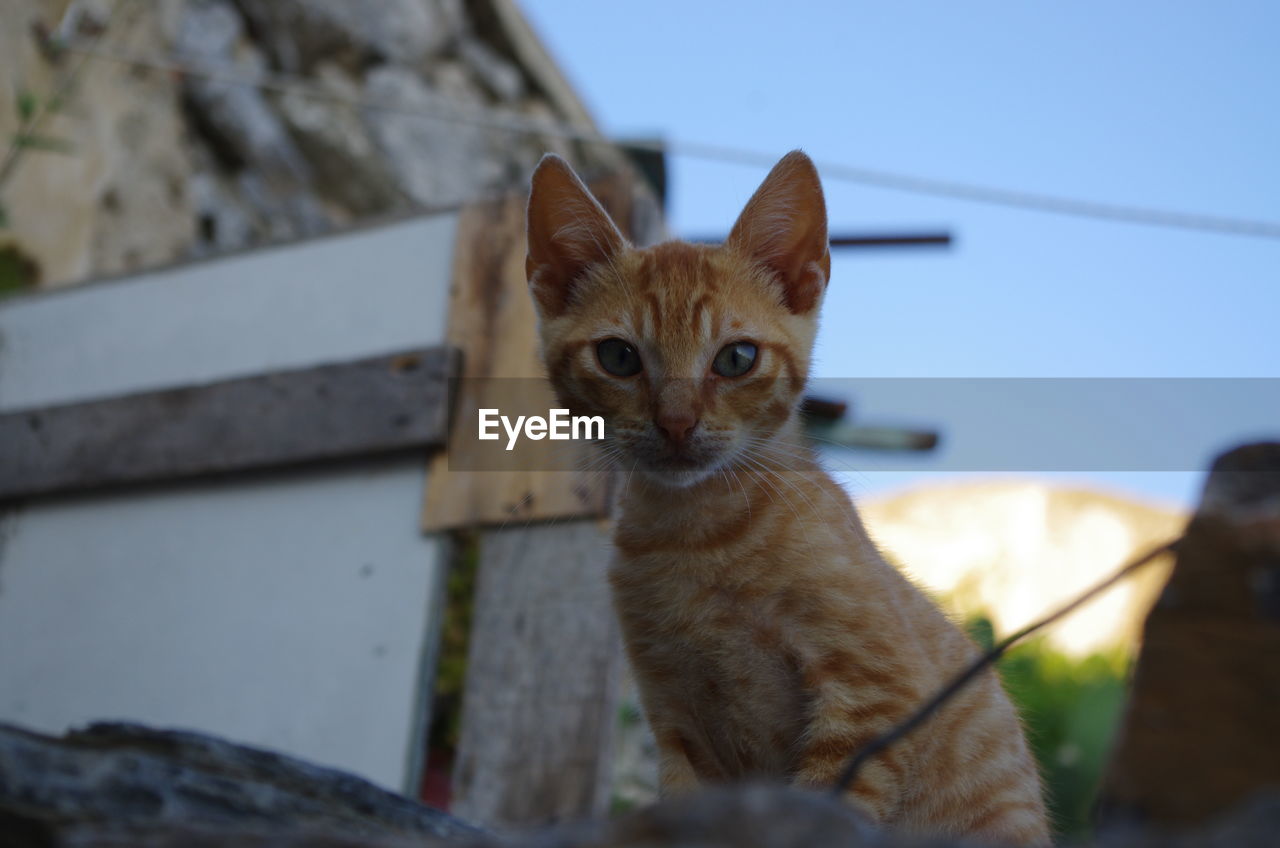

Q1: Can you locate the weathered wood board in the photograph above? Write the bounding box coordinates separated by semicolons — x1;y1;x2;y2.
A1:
421;177;662;531
1099;442;1280;828
439;175;661;825
450;521;621;826
0;347;455;500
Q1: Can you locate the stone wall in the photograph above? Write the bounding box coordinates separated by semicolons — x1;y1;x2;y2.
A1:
0;0;628;290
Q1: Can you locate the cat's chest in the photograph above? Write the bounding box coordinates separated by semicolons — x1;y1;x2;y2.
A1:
612;566;811;777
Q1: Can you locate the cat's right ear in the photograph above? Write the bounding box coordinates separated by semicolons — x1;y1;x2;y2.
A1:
526;154;627;318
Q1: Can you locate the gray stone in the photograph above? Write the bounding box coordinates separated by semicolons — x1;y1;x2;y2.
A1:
0;721;480;843
275;64;405;215
430;59;489;105
174;0;242;59
172;4;335;247
457;37;525;103
236;171;333;241
6;720;1279;846
238;0;451;73
181;45;311;187
518;97;576;162
362;65;504;209
188;171;254;255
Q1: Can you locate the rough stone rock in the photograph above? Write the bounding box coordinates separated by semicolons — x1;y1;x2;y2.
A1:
187;170;255;255
5;720;1279;846
234;169;333;241
430;59;490;106
174;0;242;60
456;37;525;103
363;64;505;209
517;98;576;163
176;28;309;186
0;0;195;287
0;0;633;288
174;0;337;247
0;721;479;845
274;63;405;216
860;482;1185;657
237;0;451;73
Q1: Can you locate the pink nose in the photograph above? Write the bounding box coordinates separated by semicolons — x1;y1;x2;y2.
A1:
656;412;698;445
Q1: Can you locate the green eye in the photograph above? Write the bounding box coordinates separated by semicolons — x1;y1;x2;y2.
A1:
712;342;758;377
597;338;643;377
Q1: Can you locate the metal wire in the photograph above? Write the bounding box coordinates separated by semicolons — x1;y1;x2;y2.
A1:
47;41;1280;242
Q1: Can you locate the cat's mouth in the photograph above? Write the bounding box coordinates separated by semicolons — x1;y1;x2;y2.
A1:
648;453;707;471
606;427;735;484
632;442;732;485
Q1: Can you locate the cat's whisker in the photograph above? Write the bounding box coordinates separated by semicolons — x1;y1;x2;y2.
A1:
738;441;829;517
801;433;878;491
746;451;835;544
726;466;751;523
735;451;818;558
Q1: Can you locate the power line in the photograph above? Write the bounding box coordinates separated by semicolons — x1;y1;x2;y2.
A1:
669;139;1280;241
45;41;1280;241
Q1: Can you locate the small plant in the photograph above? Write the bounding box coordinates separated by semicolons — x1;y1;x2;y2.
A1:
0;245;39;294
8;87;76;157
17;90;39;122
966;615;1129;841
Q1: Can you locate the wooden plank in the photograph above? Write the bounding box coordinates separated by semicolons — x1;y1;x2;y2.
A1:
450;521;621;826
421;177;660;530
1098;442;1280;828
0;347;456;500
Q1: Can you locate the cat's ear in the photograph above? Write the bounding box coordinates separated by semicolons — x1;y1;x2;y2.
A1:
726;150;831;314
526;154;627;318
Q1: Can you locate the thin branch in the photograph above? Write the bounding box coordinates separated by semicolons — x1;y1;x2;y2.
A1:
832;539;1180;795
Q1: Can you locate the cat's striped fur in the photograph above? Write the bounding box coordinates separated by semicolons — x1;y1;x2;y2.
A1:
525;151;1050;845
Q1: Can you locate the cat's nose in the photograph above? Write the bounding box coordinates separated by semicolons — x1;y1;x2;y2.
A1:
656;412;699;445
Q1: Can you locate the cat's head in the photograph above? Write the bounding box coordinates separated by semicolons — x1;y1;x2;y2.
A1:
525;151;830;487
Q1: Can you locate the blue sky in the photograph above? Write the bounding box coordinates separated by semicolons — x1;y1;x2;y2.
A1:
522;1;1279;507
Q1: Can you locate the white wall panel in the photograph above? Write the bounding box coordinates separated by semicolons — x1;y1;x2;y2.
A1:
0;459;441;790
0;214;457;411
0;213;459;792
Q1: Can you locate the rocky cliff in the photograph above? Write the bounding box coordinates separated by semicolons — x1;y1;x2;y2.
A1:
860;481;1185;657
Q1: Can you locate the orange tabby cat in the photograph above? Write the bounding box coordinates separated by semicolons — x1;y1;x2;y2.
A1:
524;151;1050;845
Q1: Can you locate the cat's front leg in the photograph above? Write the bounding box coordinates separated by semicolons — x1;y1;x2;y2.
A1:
654;728;701;797
791;680;909;826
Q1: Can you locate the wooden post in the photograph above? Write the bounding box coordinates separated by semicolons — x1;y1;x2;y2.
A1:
425;176;662;825
1098;442;1280;828
450;522;620;826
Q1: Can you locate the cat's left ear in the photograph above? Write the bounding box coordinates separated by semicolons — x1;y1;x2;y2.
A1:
726;150;831;314
526;154;628;318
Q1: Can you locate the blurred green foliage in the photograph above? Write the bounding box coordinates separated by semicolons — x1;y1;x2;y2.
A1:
966;615;1129;842
429;532;480;752
0;245;39;294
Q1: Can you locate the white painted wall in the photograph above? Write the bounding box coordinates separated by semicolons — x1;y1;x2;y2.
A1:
0;215;455;410
0;460;442;788
0;213;459;792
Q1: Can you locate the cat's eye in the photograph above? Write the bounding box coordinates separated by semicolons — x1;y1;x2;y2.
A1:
597;338;643;377
712;342;758;378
